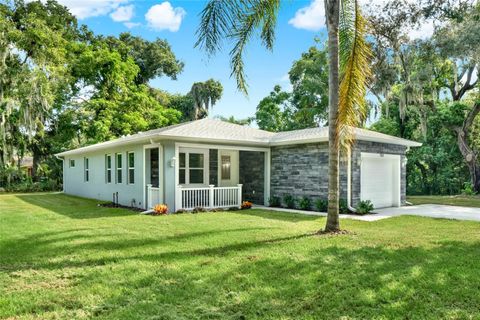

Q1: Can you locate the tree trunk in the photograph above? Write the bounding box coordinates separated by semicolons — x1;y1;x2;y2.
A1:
454;102;480;193
324;0;340;232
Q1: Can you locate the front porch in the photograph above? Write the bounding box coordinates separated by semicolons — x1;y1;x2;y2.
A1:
145;142;270;212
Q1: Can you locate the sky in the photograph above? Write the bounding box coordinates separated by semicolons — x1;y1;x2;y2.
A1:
51;0;332;120
54;0;437;121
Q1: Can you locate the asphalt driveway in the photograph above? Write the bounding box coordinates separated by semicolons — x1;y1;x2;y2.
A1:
371;204;480;222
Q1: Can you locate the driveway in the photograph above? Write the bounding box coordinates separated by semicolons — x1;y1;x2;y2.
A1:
370;204;480;222
256;204;480;222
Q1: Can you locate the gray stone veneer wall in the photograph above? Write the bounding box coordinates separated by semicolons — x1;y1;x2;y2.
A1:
270;143;348;209
350;141;407;207
270;141;407;209
239;151;264;204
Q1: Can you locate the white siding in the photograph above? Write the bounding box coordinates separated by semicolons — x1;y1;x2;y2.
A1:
63;144;145;208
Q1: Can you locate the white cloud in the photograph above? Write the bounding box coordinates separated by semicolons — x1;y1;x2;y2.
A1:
124;22;141;29
110;5;134;22
145;2;186;32
289;0;325;31
53;0;128;20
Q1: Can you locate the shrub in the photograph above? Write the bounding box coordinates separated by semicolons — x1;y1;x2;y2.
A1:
283;194;295;209
241;201;253;209
462;182;477;195
356;200;374;215
339;199;349;214
268;196;281;207
153;204;168;215
192;207;207;213
314;199;328;212
228;206;240;211
175;209;187;214
298;197;312;211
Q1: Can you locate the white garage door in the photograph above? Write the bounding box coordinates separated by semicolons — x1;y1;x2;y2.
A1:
361;153;401;208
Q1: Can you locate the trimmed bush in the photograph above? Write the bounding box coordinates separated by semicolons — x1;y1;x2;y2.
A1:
314;199;328;212
356;200;374;215
283;194;295;209
339;199;349;214
268;196;281;207
298;196;312;211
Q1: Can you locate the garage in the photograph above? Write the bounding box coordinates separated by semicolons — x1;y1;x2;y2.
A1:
360;153;401;208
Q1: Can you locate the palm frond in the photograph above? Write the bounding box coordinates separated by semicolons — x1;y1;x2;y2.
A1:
337;0;372;146
196;0;280;94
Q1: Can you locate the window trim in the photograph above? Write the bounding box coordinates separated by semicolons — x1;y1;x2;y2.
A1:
178;148;209;186
105;154;112;184
84;157;89;182
115;153;123;184
127;151;135;184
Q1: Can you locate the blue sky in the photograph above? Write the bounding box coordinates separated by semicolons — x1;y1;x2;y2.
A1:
61;0;328;120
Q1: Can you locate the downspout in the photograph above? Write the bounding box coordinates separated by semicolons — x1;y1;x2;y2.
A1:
347;146;357;213
404;146;413;206
54;155;65;193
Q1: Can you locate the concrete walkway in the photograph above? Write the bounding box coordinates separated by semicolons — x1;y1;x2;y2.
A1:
255;204;480;222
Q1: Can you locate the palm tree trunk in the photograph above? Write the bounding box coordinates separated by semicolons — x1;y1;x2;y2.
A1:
325;0;340;232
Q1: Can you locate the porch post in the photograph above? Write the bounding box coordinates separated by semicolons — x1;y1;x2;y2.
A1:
176;185;182;211
237;184;243;208
146;184;152;209
209;184;214;208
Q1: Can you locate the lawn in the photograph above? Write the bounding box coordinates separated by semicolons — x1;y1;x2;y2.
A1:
1;193;479;319
408;195;480;208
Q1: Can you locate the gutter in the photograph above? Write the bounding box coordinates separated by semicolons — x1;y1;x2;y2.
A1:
347;146;357;213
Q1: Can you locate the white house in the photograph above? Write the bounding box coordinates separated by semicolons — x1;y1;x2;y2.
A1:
55;119;421;212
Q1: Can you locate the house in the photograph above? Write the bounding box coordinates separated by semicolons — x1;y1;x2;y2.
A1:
55;119;422;212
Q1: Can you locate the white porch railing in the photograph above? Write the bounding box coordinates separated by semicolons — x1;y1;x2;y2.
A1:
146;184;161;209
176;184;243;211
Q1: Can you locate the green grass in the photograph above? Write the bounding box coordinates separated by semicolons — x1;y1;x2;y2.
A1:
1;193;479;319
408;195;480;207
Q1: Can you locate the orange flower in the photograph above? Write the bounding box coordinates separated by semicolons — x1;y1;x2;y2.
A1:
241;201;253;209
153;204;168;215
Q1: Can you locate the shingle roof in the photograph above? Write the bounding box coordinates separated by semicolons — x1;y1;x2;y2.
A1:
56;118;421;156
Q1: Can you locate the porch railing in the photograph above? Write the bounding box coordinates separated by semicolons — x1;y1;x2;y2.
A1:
176;184;243;211
146;184;161;209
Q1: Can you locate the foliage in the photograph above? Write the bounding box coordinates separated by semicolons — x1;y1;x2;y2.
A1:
339;199;349;214
214;115;254;126
2;193;480;319
187;79;223;120
461;183;477;196
255;46;329;131
153;204;168;215
283;194;295;209
192;207;207;213
315;199;328;212
367;1;480;194
268;196;281;207
355;200;374;215
298;196;312;211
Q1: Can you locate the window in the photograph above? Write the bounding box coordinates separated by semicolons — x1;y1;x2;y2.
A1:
127;152;135;184
105;154;112;183
179;149;207;185
221;155;231;180
84;158;89;182
69;159;75;168
116;153;122;183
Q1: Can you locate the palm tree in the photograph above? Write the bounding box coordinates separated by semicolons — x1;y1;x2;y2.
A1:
196;0;371;232
188;79;223;119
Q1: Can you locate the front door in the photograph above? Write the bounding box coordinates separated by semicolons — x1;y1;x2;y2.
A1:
218;150;239;187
